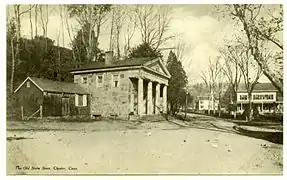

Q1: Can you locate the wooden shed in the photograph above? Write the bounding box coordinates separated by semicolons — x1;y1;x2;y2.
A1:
14;77;90;118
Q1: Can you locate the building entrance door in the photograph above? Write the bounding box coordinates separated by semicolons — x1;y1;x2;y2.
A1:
62;98;70;116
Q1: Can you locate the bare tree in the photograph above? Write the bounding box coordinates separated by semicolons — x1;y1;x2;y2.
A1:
39;5;49;37
10;5;34;93
59;5;65;47
34;5;38;36
67;5;111;61
108;5;126;58
216;67;226;117
62;5;80;68
123;6;137;56
109;8;115;51
174;37;186;62
134;5;174;50
227;37;263;121
29;5;33;39
223;5;283;95
219;45;242;118
201;57;222;115
113;6;126;58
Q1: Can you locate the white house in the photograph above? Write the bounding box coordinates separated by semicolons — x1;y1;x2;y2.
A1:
236;83;283;114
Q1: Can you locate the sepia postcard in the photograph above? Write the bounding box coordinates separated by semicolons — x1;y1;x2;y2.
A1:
5;3;283;175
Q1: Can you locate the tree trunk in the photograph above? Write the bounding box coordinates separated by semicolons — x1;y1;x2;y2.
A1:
35;5;38;36
29;5;33;39
247;92;252;122
10;36;15;94
109;9;114;51
218;92;221;117
184;93;188;119
234;101;237;119
116;28;120;59
11;5;21;93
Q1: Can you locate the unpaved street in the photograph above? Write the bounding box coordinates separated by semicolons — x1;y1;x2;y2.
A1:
7;125;283;175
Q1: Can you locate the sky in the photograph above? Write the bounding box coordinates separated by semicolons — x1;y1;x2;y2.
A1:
7;4;275;85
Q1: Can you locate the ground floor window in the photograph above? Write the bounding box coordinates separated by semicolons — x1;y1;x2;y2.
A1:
75;94;87;107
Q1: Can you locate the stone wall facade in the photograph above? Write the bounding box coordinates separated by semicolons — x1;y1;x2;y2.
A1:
74;69;139;117
73;64;169;117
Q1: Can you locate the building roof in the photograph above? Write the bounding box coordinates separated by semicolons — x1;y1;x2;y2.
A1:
197;95;219;100
198;96;210;100
71;57;157;71
238;83;278;92
14;77;89;94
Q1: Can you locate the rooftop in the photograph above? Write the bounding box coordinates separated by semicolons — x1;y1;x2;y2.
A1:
15;77;89;94
71;57;158;72
238;83;278;92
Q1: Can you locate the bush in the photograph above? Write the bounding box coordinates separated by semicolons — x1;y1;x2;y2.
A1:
7;90;22;121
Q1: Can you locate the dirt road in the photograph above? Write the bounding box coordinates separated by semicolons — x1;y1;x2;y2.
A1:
7;127;283;175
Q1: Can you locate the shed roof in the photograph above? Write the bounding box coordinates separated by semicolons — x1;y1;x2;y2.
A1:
14;77;89;95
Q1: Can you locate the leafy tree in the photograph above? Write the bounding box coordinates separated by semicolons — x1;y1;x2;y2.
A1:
6;35;74;86
128;42;162;58
166;50;188;115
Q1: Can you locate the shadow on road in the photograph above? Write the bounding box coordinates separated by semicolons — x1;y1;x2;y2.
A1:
233;126;283;145
7;137;33;141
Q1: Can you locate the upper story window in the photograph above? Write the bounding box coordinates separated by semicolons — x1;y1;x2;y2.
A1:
239;95;248;100
113;74;119;87
81;76;87;84
27;81;30;88
97;75;103;87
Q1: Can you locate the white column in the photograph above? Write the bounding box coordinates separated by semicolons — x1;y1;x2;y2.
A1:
155;83;160;114
138;78;143;115
162;85;167;113
130;92;134;113
147;81;153;114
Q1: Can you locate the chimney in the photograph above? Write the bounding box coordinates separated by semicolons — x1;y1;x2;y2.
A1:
105;51;114;65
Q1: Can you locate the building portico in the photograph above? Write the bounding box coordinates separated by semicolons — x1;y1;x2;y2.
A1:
134;76;168;116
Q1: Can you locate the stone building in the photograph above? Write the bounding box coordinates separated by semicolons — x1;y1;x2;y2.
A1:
70;51;171;117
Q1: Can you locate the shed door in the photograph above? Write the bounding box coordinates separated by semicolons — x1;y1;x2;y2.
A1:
62;98;70;116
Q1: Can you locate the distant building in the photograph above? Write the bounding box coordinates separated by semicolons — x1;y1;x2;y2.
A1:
196;95;219;112
236;83;283;114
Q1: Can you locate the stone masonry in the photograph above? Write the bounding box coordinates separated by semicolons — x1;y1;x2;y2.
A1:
72;52;170;117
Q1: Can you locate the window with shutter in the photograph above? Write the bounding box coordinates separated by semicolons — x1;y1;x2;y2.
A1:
83;95;87;106
75;94;79;106
75;94;87;107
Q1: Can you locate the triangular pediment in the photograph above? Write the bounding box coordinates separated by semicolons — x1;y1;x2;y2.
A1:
143;58;171;78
